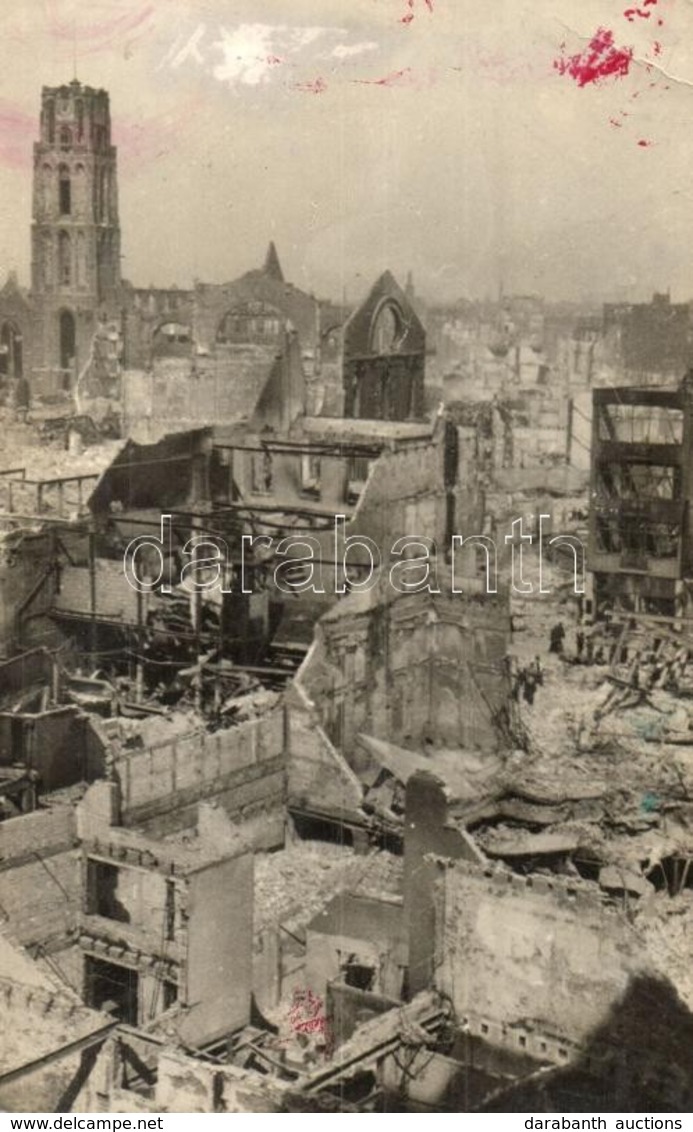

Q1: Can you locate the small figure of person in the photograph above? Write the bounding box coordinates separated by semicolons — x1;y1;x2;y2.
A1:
523;671;537;706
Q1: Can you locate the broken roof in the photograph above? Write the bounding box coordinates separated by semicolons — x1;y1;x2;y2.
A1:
356;734;503;804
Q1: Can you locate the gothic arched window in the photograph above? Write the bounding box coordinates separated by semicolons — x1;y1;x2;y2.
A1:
76;100;84;142
58;164;71;215
74;164;86;217
42;231;54;288
59;127;72;151
370;302;404;355
58;230;71;286
45;101;55;144
41;164;53;216
76;232;87;288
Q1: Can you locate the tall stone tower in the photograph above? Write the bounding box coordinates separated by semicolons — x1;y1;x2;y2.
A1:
31;80;121;388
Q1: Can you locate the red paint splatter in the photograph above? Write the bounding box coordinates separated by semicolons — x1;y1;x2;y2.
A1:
0;100;37;170
353;67;413;86
652;40;662;55
288;990;328;1039
624;8;652;21
400;0;433;25
637;138;653;146
294;77;327;94
609;117;623;127
554;28;634;87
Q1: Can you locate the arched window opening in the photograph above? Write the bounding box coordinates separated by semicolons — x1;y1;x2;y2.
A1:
97;168;107;222
216;301;287;345
74;164;86;217
152;322;193;358
42;231;54;288
58;230;71;286
46;101;55;144
41;164;53;215
76;100;84;141
0;323;23;379
59;311;76;377
76;232;87;288
59;126;72;151
370;302;404;355
59;164;71;215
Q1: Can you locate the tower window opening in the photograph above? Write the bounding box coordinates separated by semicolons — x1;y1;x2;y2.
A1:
58;230;71;286
59;310;76;376
46;101;55;144
76;100;84;141
59;126;72;151
59;166;71;215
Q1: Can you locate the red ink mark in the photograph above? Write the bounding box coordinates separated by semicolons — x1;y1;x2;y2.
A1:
554;28;633;87
45;1;155;52
609;117;623;127
288;989;328;1039
294;77;327;94
400;0;433;25
637;138;653;146
652;41;662;55
353;67;413;86
0;100;37;170
624;8;652;21
266;54;283;66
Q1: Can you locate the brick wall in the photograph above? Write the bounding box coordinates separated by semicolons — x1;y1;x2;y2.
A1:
117;710;286;849
0;806;79;946
435;860;643;1046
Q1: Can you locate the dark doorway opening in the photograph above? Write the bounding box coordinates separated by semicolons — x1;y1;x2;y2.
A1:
84;955;138;1024
0;322;23;379
59;309;76;384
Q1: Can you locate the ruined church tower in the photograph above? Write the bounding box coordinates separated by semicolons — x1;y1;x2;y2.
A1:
31;80;121;387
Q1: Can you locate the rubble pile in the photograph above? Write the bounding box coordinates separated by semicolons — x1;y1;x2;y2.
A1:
254;843;402;938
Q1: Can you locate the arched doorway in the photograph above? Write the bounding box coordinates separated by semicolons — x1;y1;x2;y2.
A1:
59;310;76;385
0;322;23;380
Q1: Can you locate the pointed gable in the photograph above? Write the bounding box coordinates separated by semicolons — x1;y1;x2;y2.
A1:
263;241;284;283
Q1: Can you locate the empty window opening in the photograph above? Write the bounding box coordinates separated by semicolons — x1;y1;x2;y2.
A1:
59;309;76;374
0;322;23;379
45;101;55;144
165;879;176;941
84;956;138;1024
58;230;71;286
163;980;178;1010
597;402;683;445
343;959;375;992
59;166;71;215
86;858;130;923
251;451;273;494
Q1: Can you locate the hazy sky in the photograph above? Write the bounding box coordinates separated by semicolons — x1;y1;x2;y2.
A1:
1;0;693;303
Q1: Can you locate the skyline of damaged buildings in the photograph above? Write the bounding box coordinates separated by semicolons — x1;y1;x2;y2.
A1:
2;78;693;1114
